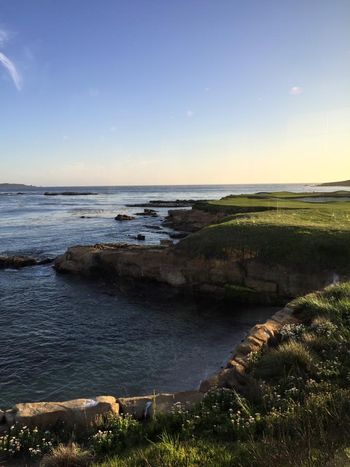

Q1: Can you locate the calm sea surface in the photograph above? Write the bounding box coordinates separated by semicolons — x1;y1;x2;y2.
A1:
0;183;343;407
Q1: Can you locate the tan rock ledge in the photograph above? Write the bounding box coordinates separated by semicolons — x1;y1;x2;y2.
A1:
5;396;119;428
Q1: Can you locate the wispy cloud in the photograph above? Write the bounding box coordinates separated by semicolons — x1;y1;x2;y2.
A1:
289;86;303;96
0;27;22;90
0;29;9;46
0;51;22;90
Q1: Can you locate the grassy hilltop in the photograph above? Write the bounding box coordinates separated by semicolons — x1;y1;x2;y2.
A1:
178;191;350;273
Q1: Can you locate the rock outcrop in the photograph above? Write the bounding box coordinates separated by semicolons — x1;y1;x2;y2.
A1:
119;391;203;419
115;214;135;221
54;243;341;302
163;208;225;232
135;209;158;217
0;256;53;269
4;396;119;428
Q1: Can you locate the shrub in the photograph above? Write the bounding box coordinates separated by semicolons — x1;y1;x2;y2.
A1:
253;341;317;381
0;425;53;458
291;293;335;322
279;323;307;341
91;414;142;457
310;317;337;337
40;442;93;466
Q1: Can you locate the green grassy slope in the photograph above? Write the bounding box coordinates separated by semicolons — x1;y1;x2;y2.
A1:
179;192;350;272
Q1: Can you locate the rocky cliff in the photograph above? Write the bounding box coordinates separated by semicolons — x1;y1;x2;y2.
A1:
54;242;341;302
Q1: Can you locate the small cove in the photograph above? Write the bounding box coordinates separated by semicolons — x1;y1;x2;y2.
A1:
0;184;341;407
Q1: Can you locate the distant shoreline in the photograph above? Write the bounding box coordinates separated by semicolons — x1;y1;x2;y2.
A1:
317;179;350;187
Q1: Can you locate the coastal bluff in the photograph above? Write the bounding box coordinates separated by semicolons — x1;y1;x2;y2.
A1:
54;242;341;302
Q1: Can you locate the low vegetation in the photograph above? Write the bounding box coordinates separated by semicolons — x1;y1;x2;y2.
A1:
179;191;350;272
1;282;350;466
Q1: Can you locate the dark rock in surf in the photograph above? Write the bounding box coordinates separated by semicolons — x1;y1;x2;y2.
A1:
135;209;158;217
115;214;135;221
44;192;97;196
144;225;162;230
0;256;54;269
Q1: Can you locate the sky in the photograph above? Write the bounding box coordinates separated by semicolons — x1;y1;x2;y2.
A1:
0;0;349;186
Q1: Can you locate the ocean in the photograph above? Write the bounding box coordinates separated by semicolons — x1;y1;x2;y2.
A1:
0;183;341;407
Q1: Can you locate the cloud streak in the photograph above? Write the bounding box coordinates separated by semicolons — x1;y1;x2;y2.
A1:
0;51;22;90
0;29;9;46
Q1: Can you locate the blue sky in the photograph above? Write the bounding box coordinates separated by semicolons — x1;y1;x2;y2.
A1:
0;0;349;185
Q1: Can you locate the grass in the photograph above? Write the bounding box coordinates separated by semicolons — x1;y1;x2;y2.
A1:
178;192;350;273
40;443;93;466
253;340;317;381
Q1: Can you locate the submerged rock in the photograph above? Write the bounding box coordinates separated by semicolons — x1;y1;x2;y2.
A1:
0;256;53;269
135;209;158;217
44;191;97;196
144;225;162;230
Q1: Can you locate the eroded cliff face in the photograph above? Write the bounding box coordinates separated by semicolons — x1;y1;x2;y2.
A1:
163;208;226;232
54;243;342;302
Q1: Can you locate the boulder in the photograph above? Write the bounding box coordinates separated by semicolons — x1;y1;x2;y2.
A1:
11;396;119;428
119;391;203;419
115;214;135;221
136;234;145;241
271;307;299;324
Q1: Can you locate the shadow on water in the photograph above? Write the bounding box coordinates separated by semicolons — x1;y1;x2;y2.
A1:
0;265;277;407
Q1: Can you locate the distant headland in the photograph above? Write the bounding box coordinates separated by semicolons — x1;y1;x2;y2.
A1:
318;179;350;187
0;183;37;190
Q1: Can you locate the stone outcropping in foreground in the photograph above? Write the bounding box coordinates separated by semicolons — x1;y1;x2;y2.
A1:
0;392;203;429
2;396;119;428
54;243;342;301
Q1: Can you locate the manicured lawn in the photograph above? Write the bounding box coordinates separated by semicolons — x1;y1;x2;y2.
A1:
179;192;350;272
